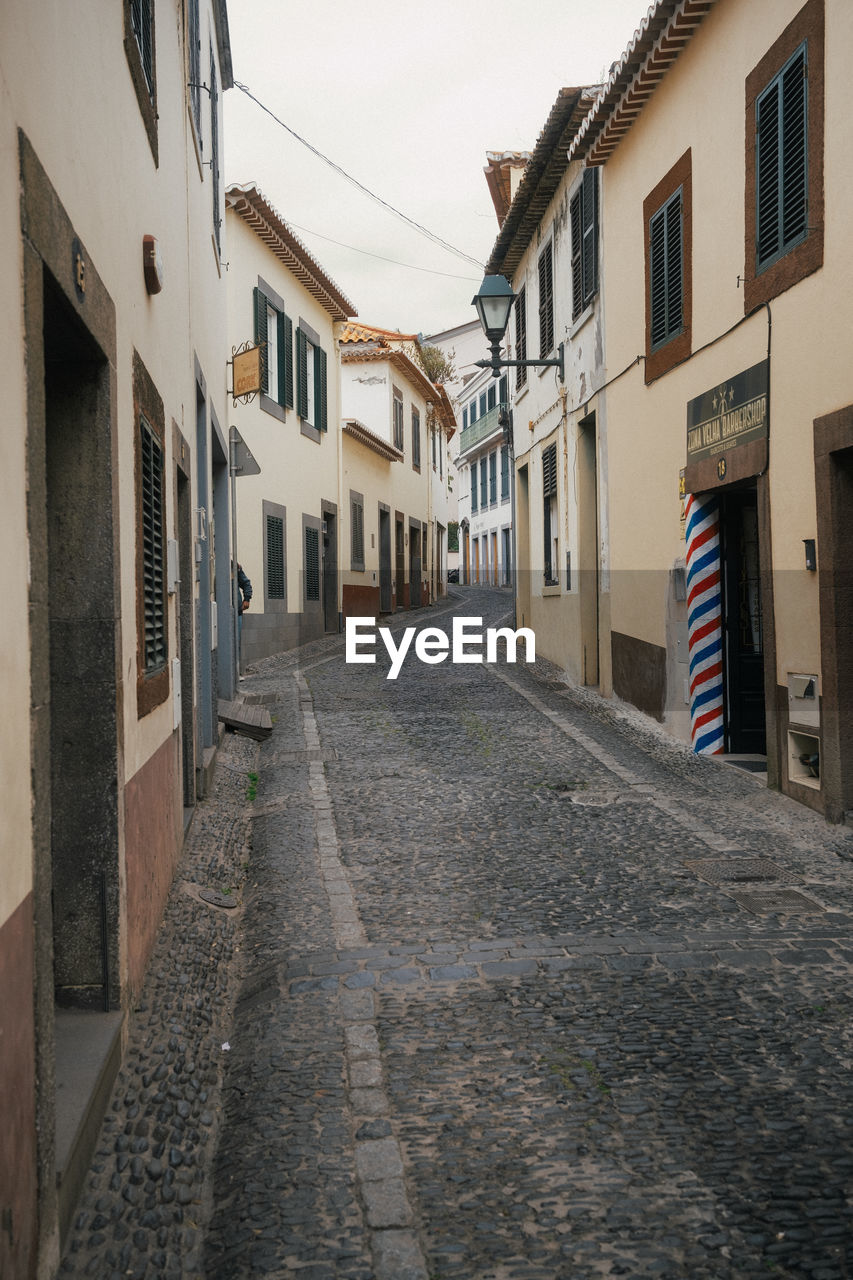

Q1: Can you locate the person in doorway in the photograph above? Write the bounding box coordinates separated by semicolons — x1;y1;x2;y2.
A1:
237;563;252;616
236;563;252;670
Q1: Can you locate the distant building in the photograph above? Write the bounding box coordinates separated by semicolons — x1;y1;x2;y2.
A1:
225;184;357;660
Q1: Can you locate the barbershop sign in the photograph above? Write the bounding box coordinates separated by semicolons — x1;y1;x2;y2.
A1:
686;360;768;465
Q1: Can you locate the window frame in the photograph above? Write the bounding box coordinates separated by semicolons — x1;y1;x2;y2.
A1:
649;187;684;353
744;0;824;314
471;462;479;513
133;351;169;717
542;442;558;587
254;281;293;421
393;387;405;452
643;150;692;383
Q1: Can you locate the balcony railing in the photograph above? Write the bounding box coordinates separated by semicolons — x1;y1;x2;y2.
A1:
458;403;508;457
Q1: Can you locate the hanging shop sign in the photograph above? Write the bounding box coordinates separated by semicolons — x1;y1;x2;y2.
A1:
685;359;768;492
229;342;263;404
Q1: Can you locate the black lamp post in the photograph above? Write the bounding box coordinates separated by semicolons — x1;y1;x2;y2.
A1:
472;273;565;383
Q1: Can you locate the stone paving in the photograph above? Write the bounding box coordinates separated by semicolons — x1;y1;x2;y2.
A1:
62;586;853;1279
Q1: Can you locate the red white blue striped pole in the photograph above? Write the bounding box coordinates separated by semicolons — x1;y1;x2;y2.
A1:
685;494;724;754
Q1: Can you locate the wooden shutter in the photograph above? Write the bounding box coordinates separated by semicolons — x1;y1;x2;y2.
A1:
189;0;201;138
140;416;166;671
313;345;328;430
480;457;488;508
282;314;293;408
538;244;554;356
489;451;497;504
665;194;683;337
571;186;583;318
351;497;364;566
756;44;807;267
296;328;308;419
253;288;269;394
581;168;598;307
266;514;285;599
471;464;478;512
210;52;220;254
132;0;154;97
305;526;320;601
542;443;557;498
543;443;557;585
515;289;527;389
781;50;807;246
649;191;682;348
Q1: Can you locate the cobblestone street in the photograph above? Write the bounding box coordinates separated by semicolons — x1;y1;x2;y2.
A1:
63;587;853;1280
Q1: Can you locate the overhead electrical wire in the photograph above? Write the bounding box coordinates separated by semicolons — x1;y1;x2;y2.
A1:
233;81;486;273
286;220;482;282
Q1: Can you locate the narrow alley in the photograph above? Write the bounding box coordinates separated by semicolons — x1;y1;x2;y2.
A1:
62;587;853;1280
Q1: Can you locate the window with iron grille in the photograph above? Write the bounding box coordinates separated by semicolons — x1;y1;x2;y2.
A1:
188;0;201;143
538;242;554;357
515;289;527;389
393;388;405;451
756;43;808;272
571;168;599;319
254;286;293;412
305;526;320;601
266;514;285;599
131;0;154;97
649;189;683;351
542;442;558;586
351;493;365;571
412;407;421;469
140;415;166;673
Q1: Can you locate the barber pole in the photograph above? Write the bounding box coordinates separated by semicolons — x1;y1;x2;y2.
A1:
685;494;724;754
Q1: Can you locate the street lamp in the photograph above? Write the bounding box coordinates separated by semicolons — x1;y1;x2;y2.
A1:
472;274;565;383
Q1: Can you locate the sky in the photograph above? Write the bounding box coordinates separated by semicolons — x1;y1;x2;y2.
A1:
223;0;651;338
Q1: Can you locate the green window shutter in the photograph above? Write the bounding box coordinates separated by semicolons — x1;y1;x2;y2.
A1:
542;443;557;498
305;526;320;601
756;44;807;269
538;243;554;356
296;328;308;419
282;314;294;408
266;515;285;598
471;464;478;512
582;168;598;305
570;187;583;318
254;288;269;395
315;346;328;431
649;190;682;349
140;416;166;672
665;194;683;336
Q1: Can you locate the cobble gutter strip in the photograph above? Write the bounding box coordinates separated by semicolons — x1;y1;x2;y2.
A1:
297;672;429;1280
